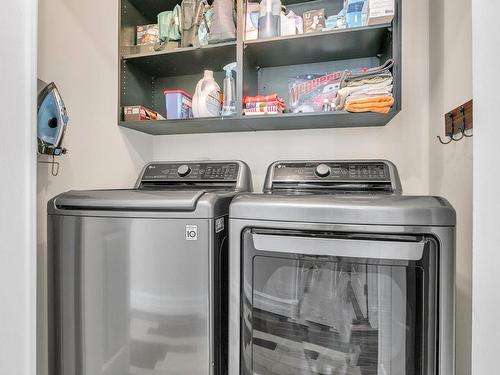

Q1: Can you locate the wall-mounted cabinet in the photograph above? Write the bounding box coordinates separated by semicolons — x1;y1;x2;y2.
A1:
119;0;401;135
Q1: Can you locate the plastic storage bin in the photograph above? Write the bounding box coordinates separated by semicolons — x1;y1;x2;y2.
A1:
164;89;193;119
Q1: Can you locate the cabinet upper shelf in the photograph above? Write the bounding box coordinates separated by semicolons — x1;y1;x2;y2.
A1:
122;24;391;77
244;24;391;68
123;42;236;77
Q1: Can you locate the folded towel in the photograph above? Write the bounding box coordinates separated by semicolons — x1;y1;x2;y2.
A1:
335;79;393;110
244;94;285;105
244;93;286;115
347;90;394;101
340;59;395;88
345;96;395;114
345;74;393;87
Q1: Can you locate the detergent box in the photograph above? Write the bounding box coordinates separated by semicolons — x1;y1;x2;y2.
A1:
366;0;394;25
124;106;165;122
164;90;193;119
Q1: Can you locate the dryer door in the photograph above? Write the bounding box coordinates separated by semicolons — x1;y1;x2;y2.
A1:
240;229;438;375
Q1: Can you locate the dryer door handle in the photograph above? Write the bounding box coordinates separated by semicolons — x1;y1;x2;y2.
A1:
252;234;426;261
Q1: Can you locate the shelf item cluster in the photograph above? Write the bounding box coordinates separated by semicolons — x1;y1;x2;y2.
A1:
119;0;401;135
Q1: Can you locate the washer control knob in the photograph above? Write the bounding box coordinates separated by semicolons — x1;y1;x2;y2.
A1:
315;164;331;178
177;164;191;177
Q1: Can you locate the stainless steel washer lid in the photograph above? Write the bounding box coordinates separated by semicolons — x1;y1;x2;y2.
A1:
230;194;456;226
51;189;205;211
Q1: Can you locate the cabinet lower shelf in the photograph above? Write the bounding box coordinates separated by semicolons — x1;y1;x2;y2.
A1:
119;111;399;135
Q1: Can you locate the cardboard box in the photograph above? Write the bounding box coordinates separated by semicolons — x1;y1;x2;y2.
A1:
124;106;165;122
280;12;297;36
303;9;325;33
136;24;159;45
367;0;394;25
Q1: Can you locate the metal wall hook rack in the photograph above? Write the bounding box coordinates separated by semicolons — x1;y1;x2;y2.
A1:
438;113;454;144
437;100;473;145
461;106;473;138
38;155;61;176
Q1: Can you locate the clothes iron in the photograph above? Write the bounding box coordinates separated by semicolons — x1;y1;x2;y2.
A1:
37;79;69;156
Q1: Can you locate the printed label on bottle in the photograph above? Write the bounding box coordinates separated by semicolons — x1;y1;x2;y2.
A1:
206;89;222;116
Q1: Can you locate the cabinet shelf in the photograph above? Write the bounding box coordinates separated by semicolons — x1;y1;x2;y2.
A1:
119;0;401;135
123;42;237;77
244;24;391;68
119;111;397;135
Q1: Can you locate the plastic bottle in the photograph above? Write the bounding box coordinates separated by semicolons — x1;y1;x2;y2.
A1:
258;0;281;39
322;99;331;112
221;62;237;117
192;70;222;118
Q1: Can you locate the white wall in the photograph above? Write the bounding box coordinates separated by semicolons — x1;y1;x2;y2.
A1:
471;1;500;374
154;0;431;194
37;0;153;373
429;0;473;373
0;1;37;375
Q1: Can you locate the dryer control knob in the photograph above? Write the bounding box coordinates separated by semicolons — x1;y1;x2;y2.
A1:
315;164;331;177
177;164;191;177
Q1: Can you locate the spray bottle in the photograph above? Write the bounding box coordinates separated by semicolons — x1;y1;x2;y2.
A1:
221;62;237;117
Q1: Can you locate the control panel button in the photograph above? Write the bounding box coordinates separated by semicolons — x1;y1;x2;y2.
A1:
315;164;331;178
177;164;191;177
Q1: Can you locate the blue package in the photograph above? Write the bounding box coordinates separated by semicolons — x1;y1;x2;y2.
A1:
346;0;365;28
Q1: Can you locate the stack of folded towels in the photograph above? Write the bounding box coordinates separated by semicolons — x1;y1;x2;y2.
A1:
244;94;286;115
335;59;395;114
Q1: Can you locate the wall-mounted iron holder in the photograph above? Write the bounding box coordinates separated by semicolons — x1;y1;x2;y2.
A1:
438;100;473;144
38;154;65;177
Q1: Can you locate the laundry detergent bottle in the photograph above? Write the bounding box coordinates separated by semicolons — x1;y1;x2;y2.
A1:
192;70;222;117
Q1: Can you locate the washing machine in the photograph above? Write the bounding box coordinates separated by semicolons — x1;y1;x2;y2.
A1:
47;160;251;375
229;160;455;375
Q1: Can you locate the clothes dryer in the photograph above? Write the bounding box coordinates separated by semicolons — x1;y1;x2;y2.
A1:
229;160;455;375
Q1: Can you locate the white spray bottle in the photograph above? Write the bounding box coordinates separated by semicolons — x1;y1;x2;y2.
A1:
221;62;237;117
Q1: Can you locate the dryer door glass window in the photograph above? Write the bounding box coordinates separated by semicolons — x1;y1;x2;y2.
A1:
240;230;437;375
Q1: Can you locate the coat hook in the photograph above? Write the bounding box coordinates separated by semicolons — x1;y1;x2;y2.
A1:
460;106;473;138
438;113;454;144
450;106;465;141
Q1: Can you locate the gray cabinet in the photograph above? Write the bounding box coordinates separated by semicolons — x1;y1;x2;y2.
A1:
119;0;401;135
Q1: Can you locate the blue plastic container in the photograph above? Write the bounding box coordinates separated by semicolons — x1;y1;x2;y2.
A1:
164;89;193;119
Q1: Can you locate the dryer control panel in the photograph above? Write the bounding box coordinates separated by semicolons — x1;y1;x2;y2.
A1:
265;160;402;194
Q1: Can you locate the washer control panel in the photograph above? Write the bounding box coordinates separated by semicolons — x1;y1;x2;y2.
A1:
141;162;240;181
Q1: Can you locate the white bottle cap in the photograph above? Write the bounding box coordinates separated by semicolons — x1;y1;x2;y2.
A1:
204;70;214;79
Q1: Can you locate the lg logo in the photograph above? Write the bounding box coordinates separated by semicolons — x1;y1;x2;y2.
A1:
185;225;198;241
